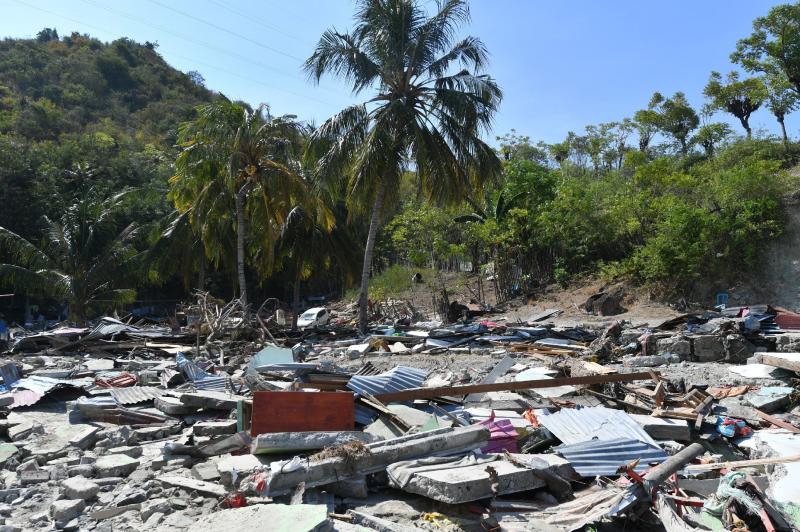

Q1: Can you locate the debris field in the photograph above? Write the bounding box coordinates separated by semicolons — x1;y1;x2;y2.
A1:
0;295;799;531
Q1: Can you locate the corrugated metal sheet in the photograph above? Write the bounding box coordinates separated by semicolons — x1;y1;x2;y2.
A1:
347;366;427;396
194;376;228;392
538;406;658;446
7;389;42;409
12;376;93;395
555;438;668;477
110;386;166;405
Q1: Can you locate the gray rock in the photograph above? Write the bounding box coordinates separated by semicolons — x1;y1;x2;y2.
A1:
94;455;139;478
115;488;147;506
49;499;85;522
67;465;95;478
141;498;172;521
62;476;99;500
106;446;143;459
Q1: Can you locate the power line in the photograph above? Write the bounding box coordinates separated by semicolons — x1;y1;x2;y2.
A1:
204;0;309;45
9;0;338;108
77;0;340;96
145;0;304;62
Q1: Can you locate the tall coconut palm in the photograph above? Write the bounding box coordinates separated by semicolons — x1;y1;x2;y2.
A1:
171;97;331;308
305;0;502;333
0;193;138;323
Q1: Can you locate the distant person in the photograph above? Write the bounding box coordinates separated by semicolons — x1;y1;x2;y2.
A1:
411;272;423;283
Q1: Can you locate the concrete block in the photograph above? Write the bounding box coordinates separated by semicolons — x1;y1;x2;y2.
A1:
94;454;139;478
49;499;85;522
158;475;226;497
155;396;199;415
193;420;237;437
724;334;752;363
692;335;725;362
217;454;264;486
61;476;99;500
0;445;18;466
630;414;691;441
180;391;245;411
106;445;143;459
8;423;33;442
326;477;368;499
140;498;172;521
89;504;141;520
186;504;332;532
251;431;380;455
67;426;100;450
656;337;692;359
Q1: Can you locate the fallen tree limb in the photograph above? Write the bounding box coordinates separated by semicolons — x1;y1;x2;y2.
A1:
374;371;657;402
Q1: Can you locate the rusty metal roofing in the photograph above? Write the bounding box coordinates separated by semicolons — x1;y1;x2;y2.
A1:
555;438;668;477
110;386;167;405
538;406;658;446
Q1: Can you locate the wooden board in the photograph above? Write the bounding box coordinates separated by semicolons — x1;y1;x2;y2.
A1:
250;391;354;436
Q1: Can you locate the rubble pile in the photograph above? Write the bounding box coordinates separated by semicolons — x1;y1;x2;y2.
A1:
0;298;799;531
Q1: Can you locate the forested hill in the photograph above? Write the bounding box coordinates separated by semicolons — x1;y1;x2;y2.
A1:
0;29;214;241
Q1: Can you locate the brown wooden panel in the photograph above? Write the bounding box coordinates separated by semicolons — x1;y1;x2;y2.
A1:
250;391;354;436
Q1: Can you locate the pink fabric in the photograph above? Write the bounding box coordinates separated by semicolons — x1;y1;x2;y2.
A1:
478;413;519;454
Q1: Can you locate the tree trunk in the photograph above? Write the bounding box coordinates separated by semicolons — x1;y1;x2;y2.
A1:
358;181;387;334
779;115;789;146
740;116;752;139
235;181;251;309
198;244;205;291
292;256;302;331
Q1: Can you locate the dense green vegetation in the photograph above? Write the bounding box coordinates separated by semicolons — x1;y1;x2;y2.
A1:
2;1;800;323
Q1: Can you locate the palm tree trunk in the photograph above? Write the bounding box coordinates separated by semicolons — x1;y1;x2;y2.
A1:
235;181;252;309
358;181;387;334
292;252;303;331
198;244;205;291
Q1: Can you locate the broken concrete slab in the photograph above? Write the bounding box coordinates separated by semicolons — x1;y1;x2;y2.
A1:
630;414;691;441
347;510;421;532
94;454;139;478
251;431;379;455
193;420;237;437
155;395;199;415
89;503;142;520
216;454;266;486
179;391;246;410
388;453;572;504
187;504;331;532
8;422;34;442
68;426;100;450
0;444;18;465
191;461;221;482
266;425;490;496
158;475;227;497
746;386;794;413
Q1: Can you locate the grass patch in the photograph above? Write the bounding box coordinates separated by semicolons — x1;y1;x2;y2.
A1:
345;264;433;301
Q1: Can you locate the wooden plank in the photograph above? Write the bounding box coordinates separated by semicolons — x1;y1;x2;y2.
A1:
374;372;656;403
250;391;354;436
758;353;800;373
652;407;699;421
755;409;800;434
685;454;800;472
654;382;666;407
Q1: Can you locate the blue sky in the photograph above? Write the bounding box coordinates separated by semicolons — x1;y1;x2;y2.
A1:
0;0;791;144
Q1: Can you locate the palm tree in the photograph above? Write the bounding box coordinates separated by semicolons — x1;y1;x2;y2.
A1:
171;97;330;309
277;201;361;330
305;0;502;333
0;193;138;323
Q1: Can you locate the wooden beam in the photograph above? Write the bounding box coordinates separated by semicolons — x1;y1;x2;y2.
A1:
373;372;657;403
685;454;800;471
758;353;800;373
755;409;800;434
